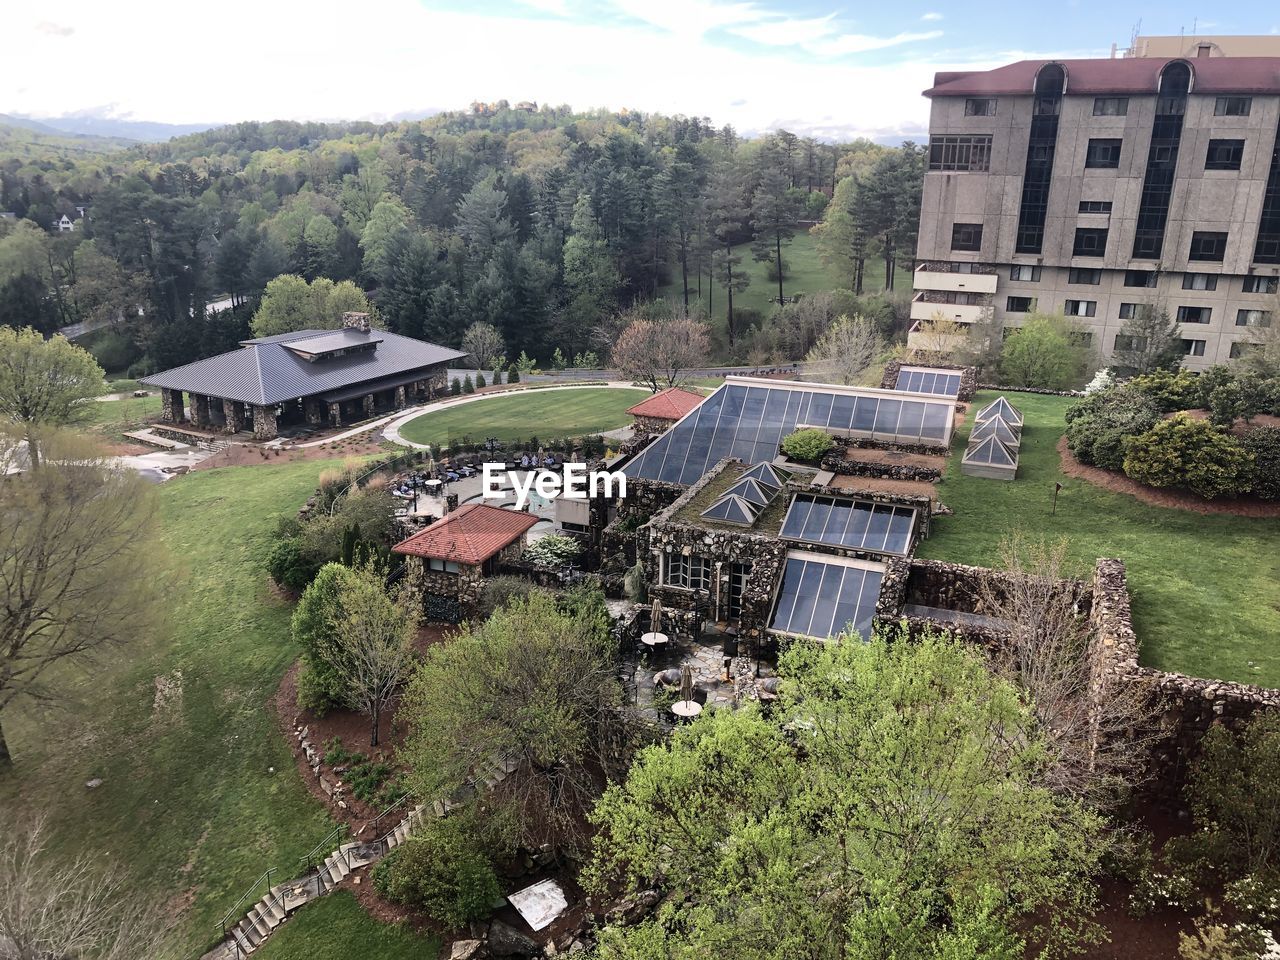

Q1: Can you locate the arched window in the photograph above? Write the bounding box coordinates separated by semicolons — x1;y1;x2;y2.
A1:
1159;60;1193;97
1034;63;1066;96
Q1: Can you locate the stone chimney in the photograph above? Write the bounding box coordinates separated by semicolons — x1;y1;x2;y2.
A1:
342;311;371;334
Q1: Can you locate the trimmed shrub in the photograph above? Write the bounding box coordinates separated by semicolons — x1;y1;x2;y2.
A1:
478;575;543;620
372;815;499;928
507;365;520;384
1064;385;1162;472
1129;368;1205;413
475;373;486;389
781;427;835;463
1122;414;1254;499
450;377;462;395
1241;426;1280;500
462;375;474;394
491;369;502;385
267;537;318;591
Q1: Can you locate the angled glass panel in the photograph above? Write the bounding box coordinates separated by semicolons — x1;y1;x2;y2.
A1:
808;393;833;426
801;495;833;541
722;477;774;507
788;561;825;637
873;398;901;435
855;568;883;635
975;396;1023;425
865;503;893;550
844;501;874;545
897;400;925;438
829;394;856;432
852;397;877;432
920;403;950;440
700;494;758;525
780;494;814;538
771;557;805;628
829;567;863;638
970;416;1021;446
884;507;915;554
963;437;1017;466
740;462;784;489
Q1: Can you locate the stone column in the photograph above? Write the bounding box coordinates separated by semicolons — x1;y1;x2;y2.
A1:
362;394;376;418
222;399;244;434
160;388;183;423
328;402;342;427
303;397;325;426
191;394;211;429
251;404;278;440
394;385;407;409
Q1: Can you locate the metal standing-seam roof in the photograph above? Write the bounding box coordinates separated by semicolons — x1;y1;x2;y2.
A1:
139;328;466;406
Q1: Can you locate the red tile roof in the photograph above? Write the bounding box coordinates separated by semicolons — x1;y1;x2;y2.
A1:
925;56;1280;98
392;502;539;565
626;387;704;421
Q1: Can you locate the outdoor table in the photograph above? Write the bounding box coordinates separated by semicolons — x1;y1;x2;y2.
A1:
671;700;702;719
640;631;669;647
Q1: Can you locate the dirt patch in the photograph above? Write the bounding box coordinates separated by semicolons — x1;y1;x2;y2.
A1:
1057;437;1280;517
1179;408;1280;433
829;474;939;499
839;446;947;471
195;435;387;471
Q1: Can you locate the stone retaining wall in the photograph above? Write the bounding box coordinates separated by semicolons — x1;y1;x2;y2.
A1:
821;449;943;483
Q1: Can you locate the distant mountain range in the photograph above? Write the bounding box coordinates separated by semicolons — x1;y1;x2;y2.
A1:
0;114;217;143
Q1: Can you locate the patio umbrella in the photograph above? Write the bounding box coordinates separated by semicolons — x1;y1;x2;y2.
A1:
679;664;694;708
651;598;663;635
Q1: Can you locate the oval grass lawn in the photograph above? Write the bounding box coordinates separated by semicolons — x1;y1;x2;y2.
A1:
398;386;647;449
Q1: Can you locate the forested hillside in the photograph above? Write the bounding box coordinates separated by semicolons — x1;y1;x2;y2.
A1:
0;104;923;372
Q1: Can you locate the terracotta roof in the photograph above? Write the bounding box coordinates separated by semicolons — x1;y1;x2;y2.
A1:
925;56;1280;98
626;387;704;421
392;503;538;565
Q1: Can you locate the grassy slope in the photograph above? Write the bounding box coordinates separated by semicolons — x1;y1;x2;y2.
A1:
919;391;1280;687
399;387;647;448
0;461;343;954
252;892;438;960
79;393;163;434
659;232;891;341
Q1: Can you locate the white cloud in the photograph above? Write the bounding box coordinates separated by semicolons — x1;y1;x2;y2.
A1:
515;0;571;15
810;29;943;57
921;11;943;21
0;0;1021;141
729;14;838;47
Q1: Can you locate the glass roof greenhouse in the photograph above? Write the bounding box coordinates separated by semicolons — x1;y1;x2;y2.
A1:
894;365;964;398
769;552;884;640
623;377;956;486
780;494;917;555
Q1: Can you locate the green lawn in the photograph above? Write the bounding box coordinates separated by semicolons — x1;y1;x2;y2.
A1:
399;386;647;449
919;391;1280;688
0;460;346;955
253;892;438;960
79;392;163;434
659;232;893;341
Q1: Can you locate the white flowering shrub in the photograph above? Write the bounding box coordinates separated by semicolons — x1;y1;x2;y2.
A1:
1128;866;1199;916
1084;367;1116;394
1226;873;1280;926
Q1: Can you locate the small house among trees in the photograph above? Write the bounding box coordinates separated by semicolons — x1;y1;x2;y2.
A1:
625;387;704;438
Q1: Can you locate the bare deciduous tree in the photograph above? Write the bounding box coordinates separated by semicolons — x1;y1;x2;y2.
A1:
975;533;1160;808
0;431;165;767
804;314;880;385
0;814;168;959
612;316;711;392
331;571;418;747
460;321;506;376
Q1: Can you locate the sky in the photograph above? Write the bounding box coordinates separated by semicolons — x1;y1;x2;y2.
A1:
6;0;1280;140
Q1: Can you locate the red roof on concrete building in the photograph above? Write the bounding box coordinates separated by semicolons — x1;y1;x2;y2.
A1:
392;503;539;565
925;57;1280;98
626;387;704;422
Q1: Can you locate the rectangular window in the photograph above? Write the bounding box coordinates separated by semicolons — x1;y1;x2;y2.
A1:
1189;231;1228;262
1064;299;1097;317
1033;97;1060;116
928;135;992;172
727;562;752;618
1073;228;1108;257
666;553;710;591
1009;264;1041;281
1176;305;1211;323
1182;273;1218;291
1182;338;1207;356
1215;97;1252;116
1230;341;1256;359
426;558;462;574
964;98;997;117
1206;139;1245;171
1085;138;1122;169
1079;200;1113;213
1093;97;1129;116
1114;333;1146;352
1006;296;1035;312
1236;309;1271;327
1125;269;1158;288
1068;267;1102;284
1243;276;1279;294
951;222;983;252
1118;302;1139;319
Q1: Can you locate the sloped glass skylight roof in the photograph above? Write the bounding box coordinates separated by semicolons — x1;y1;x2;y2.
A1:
962;436;1018;466
969;415;1021;446
739;462;785;490
700;493;758;525
894;365;963;398
974;396;1023;426
721;477;775;507
769;551;884;640
780;494;916;555
623;378;955;486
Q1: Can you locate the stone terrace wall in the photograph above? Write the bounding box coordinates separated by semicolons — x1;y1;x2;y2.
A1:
1091;558;1280;801
881;358;979;402
821;447;943;484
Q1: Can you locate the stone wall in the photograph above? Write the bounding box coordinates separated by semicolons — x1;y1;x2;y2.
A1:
821;446;943;484
1090;558;1280;801
631;415;676;437
821;434;950;458
252;404;278;440
880;358;978;402
404;555;485;623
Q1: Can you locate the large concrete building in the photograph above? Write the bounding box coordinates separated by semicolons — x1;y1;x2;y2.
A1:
912;49;1280;368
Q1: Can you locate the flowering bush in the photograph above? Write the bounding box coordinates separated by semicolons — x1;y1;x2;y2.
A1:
522;533;581;567
1225;873;1280;926
1128;866;1199;916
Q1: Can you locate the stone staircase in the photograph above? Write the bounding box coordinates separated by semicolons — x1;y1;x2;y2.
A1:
204;754;520;959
